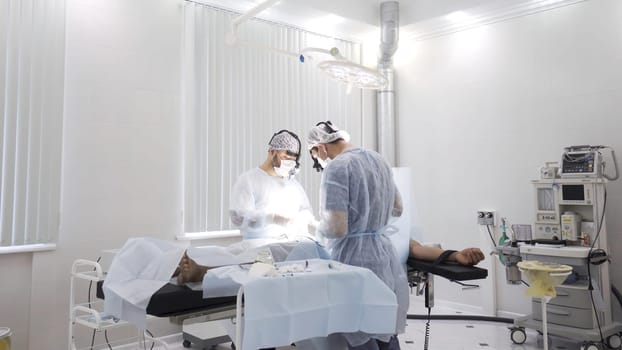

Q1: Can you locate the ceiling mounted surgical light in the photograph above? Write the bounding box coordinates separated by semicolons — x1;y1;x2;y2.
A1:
298;47;388;91
318;60;388;90
226;0;388;91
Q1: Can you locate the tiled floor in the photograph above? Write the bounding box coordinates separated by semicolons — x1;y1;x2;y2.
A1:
159;320;587;350
149;299;597;350
398;318;579;350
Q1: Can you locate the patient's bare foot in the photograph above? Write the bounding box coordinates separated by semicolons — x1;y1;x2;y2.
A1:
177;252;209;284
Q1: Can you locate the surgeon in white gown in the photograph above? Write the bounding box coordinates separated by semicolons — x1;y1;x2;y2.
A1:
229;129;317;247
228;129;324;350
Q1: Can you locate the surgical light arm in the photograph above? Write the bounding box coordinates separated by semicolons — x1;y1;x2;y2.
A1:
224;0;388;91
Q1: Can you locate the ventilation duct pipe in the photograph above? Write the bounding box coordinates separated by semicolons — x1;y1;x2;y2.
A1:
377;1;399;166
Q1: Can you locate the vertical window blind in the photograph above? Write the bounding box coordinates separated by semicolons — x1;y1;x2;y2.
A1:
182;4;364;232
0;0;65;247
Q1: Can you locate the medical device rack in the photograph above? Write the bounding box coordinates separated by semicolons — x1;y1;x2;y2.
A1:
69;259;170;350
506;179;622;350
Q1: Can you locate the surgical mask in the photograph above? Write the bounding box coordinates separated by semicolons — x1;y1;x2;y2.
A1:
317;157;330;169
317;146;331;170
274;159;297;179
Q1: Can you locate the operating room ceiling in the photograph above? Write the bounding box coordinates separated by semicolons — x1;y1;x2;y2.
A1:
192;0;573;41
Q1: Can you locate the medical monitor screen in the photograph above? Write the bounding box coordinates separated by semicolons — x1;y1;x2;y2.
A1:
537;188;555;211
562;185;584;201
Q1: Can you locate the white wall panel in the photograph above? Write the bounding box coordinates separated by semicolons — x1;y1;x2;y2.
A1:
396;0;622;317
0;0;64;247
25;0;184;349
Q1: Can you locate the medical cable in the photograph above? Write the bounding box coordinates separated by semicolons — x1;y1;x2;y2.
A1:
90;331;96;350
595;146;619;181
423;307;431;350
88;256;102;350
485;225;496;247
586;188;608;346
604;146;619;181
612;285;622;309
145;329;156;350
103;330;112;350
407;314;514;323
521;279;530;287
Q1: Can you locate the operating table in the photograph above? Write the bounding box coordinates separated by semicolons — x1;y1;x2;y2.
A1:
406;255;488;309
96;257;488;317
97;281;238;348
97;258;399;350
93;254;488;349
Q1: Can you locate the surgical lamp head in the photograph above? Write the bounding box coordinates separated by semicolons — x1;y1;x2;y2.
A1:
298;47;388;91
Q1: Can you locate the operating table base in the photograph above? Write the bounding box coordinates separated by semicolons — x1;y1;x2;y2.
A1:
182;320;232;349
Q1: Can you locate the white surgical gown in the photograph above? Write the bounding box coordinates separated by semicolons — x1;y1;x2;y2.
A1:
318;148;409;347
230;167;314;239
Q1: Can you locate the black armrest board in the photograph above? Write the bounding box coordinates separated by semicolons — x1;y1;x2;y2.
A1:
96;281;237;317
407;257;488;281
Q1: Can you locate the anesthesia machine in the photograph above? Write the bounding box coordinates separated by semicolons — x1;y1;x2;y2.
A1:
496;145;621;350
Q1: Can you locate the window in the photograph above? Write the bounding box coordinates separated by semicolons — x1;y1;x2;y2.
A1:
0;0;65;249
181;4;365;233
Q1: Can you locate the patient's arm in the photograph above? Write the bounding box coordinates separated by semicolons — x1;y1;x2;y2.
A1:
409;240;485;266
271;213;293;226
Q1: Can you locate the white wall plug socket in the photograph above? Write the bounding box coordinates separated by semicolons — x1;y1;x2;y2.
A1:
477;210;495;226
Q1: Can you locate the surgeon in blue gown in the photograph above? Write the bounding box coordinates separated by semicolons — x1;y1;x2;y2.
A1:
307;120;409;350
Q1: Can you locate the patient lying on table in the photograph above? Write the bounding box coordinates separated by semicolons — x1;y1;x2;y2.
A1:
103;235;484;335
172;238;485;286
103;237;329;329
174;238;329;284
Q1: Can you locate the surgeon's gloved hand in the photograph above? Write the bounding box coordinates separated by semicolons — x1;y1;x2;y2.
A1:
230;211;244;227
307;219;319;236
231;210;266;229
272;213;293;226
247;214;267;229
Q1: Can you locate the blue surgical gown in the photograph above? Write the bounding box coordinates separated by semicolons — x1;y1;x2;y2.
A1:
318;148;409;346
